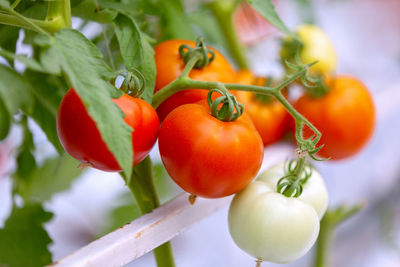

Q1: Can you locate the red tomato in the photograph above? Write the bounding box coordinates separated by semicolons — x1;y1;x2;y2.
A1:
154;39;236;121
57;88;159;171
158;100;264;198
292;75;375;160
235;70;289;146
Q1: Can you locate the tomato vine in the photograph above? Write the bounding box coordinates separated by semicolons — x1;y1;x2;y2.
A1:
152;41;323;164
0;0;376;267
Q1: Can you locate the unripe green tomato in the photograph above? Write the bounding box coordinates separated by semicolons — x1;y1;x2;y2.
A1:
257;162;329;219
228;181;320;263
281;24;337;76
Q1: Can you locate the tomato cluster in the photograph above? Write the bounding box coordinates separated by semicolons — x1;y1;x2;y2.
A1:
56;35;375;191
56;34;376;265
57;40;264;198
282;24;375;160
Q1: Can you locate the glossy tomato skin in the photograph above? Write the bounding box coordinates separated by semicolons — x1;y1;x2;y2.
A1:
293;75;375;160
57;88;159;171
154;39;236;121
235;70;289;146
257;162;328;219
158;100;264;198
228;162;327;263
228;180;320;263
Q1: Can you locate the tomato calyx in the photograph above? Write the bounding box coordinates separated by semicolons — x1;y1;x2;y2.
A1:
277;157;313;198
179;38;215;69
207;88;244;122
114;67;146;98
179;37;216;69
304;76;331;98
280;37;303;68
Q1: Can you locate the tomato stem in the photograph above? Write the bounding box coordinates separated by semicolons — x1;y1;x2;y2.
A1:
153;59;322;161
0;0;71;34
208;0;249;69
188;194;197;205
46;0;72;30
179;52;203;78
280;156;306;197
122;157;176;267
0;8;51;35
313;204;364;267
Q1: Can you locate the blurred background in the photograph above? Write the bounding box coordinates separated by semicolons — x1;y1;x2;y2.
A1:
1;0;400;266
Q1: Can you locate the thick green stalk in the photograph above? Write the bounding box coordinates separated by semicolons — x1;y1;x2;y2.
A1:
272;90;321;143
314;219;333;267
0;10;55;34
208;0;249;69
10;0;22;9
313;204;364;267
125;157;176;267
152;65;318;142
0;0;71;34
46;0;72;29
297;0;315;25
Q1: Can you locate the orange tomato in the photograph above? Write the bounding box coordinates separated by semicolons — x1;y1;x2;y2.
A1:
293;75;375;160
154;39;236;121
235;70;289;146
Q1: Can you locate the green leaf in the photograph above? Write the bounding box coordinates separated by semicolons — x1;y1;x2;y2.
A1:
15;0;47;20
72;0;118;23
247;0;294;37
0;26;19;66
91;0;158;17
41;29;133;178
14;117;36;179
113;14;156;103
15;154;83;203
0;203;53;267
189;9;229;52
23;70;63;115
24;71;64;152
0;97;11;140
0;48;50;73
0;65;33;115
0;0;9;8
39;46;62;74
157;0;195;41
30;96;64;153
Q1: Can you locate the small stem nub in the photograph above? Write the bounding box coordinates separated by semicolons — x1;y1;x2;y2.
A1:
188;194;197;205
255;259;263;267
179;37;215;69
207;88;244;122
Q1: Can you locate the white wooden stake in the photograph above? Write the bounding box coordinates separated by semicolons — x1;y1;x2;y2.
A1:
50;193;231;267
